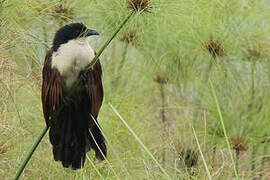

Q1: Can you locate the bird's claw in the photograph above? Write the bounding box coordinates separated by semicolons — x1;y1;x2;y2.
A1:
79;71;88;83
62;96;73;106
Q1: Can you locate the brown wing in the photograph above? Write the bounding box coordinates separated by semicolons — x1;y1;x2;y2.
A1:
42;49;62;126
86;59;103;119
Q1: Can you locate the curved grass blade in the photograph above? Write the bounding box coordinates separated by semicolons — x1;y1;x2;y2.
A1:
109;103;172;180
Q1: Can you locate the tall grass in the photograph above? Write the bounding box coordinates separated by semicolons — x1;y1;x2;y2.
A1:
209;80;238;178
1;0;270;179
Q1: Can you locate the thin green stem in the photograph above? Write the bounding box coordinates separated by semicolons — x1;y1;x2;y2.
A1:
250;144;258;180
109;103;172;180
89;114;133;179
87;126;120;180
86;155;104;180
209;79;238;179
160;83;167;163
211;146;216;166
69;12;134;94
14;126;49;180
235;150;240;176
249;60;256;109
85;12;134;72
113;42;129;88
260;142;268;179
191;125;212;180
161;84;166;123
118;42;129;72
14;12;134;180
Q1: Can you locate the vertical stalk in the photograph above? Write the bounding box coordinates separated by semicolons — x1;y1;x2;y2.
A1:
14;12;134;180
192;126;212;180
250;61;256;180
219;59;227;80
260;143;268;179
111;42;116;71
118;42;129;72
160;83;167;164
42;25;48;49
250;144;258;180
250;61;256;106
207;59;213;75
113;42;129;88
161;83;166;162
210;80;238;179
161;83;166;123
212;146;216;166
235;150;240;176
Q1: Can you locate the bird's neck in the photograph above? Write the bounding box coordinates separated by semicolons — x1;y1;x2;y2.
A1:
51;38;95;88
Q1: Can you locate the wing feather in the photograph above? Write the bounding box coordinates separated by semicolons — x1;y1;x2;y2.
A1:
86;59;103;119
42;49;62;126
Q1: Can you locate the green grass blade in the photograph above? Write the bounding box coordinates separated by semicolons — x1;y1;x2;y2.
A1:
87;126;120;180
209;79;238;179
69;11;134;100
86;155;104;180
14;126;49;180
191;125;212;180
13;11;135;180
85;12;134;71
109;103;172;180
90;115;134;179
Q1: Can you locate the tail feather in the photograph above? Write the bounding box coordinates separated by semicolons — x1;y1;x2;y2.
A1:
49;104;106;169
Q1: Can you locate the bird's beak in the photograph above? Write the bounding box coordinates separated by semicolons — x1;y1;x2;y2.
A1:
86;29;99;36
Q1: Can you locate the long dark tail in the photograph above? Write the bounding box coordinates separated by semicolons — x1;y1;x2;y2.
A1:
49;104;106;169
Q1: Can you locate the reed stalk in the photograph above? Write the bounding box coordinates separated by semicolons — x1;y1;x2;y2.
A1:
209;80;238;179
14;11;134;180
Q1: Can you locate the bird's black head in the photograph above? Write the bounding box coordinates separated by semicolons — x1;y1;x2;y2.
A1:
52;23;99;52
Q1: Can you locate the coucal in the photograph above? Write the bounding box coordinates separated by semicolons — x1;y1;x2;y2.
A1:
41;23;106;169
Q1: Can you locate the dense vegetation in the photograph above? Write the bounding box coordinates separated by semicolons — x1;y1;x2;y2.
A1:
0;0;269;179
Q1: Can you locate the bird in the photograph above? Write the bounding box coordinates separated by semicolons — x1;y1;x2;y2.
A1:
41;23;106;169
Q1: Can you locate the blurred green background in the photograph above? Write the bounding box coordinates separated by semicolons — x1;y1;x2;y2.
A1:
0;0;270;179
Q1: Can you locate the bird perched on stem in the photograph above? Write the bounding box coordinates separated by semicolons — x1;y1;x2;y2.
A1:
41;23;106;169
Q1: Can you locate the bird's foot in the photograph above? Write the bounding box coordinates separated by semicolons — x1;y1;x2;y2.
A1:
79;71;87;83
62;96;73;106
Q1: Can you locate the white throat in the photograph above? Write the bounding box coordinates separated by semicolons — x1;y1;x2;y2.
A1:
51;38;95;88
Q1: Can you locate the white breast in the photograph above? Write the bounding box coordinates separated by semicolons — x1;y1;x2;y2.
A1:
51;38;95;88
